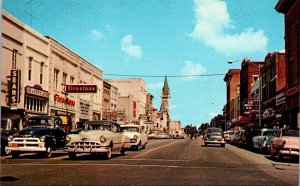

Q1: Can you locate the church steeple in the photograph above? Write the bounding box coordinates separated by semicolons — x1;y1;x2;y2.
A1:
162;76;170;95
160;76;170;114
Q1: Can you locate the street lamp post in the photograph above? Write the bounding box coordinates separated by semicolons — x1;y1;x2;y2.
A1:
227;60;262;127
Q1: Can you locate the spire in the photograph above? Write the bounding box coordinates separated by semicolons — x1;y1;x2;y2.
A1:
162;76;170;95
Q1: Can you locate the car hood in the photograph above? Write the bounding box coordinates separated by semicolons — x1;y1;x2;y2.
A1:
14;127;50;138
1;130;18;138
122;131;140;138
68;130;114;142
281;136;299;147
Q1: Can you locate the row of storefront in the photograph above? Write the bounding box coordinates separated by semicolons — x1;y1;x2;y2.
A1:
1;11;103;130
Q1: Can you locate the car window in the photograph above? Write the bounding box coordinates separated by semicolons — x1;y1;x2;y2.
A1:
282;129;299;137
122;127;139;132
262;130;276;136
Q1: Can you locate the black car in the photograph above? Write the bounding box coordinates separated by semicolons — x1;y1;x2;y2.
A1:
1;118;20;156
6;116;67;158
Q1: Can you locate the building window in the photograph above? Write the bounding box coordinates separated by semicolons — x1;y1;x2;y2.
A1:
62;73;67;92
236;85;240;95
12;49;18;69
28;57;33;81
40;62;44;84
54;69;59;90
70;76;74;84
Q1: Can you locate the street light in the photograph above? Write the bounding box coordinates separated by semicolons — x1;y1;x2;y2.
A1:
227;60;262;128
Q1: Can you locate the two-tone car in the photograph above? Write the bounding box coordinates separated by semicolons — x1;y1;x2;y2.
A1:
64;120;130;159
120;124;148;150
204;127;225;147
252;128;276;153
269;128;299;160
6;116;66;158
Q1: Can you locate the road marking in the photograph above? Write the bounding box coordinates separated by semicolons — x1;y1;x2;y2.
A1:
131;140;181;158
0;163;277;171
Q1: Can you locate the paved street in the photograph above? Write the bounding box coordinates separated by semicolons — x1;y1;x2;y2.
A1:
1;138;298;186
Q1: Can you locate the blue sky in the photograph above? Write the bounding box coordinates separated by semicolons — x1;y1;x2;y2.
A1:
3;0;284;127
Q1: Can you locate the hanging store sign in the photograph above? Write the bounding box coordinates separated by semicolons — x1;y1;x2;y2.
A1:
25;86;49;99
66;85;97;93
10;69;21;104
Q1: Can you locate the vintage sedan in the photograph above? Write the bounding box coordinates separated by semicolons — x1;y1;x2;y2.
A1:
120;124;148;150
204;127;225;147
6;116;66;158
64;120;130;159
270;128;299;160
252;128;276;153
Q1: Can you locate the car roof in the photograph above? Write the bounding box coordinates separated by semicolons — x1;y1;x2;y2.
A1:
29;115;62;120
85;120;120;126
120;124;139;127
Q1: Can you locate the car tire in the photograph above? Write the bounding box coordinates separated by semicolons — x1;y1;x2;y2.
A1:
11;151;20;158
120;148;126;156
221;144;225;147
142;143;146;149
68;152;77;159
44;147;52;158
277;150;283;161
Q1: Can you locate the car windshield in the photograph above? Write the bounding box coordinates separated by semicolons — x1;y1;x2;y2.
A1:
263;130;276;136
28;118;55;127
282;129;299;137
122;127;139;132
207;128;222;133
84;123;112;131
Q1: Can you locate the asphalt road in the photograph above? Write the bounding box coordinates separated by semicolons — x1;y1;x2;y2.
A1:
1;138;299;185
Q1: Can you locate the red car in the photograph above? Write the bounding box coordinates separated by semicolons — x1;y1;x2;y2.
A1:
269;128;299;161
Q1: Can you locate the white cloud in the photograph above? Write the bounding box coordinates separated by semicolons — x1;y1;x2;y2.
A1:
88;29;103;41
121;34;142;59
180;60;207;81
147;82;163;90
189;0;268;55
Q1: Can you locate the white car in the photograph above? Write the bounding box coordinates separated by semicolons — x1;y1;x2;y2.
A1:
121;124;148;150
64;121;130;159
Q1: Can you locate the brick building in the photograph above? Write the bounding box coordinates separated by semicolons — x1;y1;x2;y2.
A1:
261;52;286;128
240;58;264;127
223;69;240;128
275;0;300;128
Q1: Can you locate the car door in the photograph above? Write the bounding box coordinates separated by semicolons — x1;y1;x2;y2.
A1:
111;123;122;149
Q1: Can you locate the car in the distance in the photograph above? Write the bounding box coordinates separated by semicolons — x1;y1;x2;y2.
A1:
204;127;225;147
64;120;130;159
6;115;66;158
121;124;148;150
269;128;299;160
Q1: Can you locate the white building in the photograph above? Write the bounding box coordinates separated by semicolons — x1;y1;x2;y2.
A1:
106;78;146;123
1;11;50;130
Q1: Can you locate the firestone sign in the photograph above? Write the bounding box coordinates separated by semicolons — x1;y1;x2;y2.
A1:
10;69;21;104
66;85;97;93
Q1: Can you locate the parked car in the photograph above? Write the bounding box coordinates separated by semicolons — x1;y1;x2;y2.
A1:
227;130;239;144
269;128;299;160
70;121;86;134
240;127;260;149
233;130;245;147
148;133;158;139
172;130;185;139
1;118;21;156
121;124;148;150
64;120;130;159
204;127;225;147
6;116;66;158
252;128;276;153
